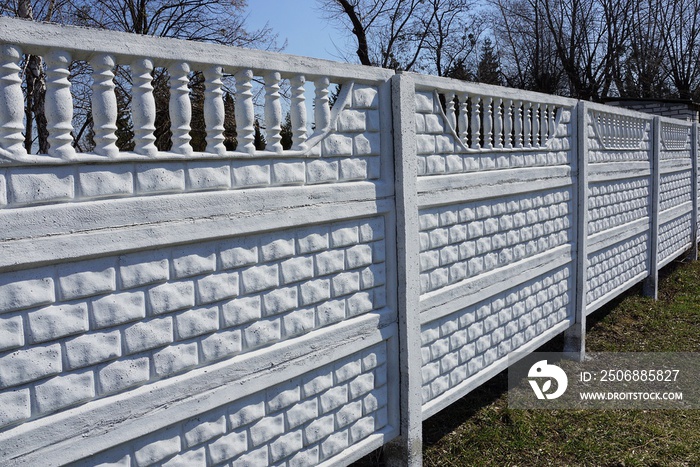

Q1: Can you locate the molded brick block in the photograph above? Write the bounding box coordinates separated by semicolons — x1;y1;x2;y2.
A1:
337;110;366;132
332;272;360;297
286;399;318;428
243;318;281;349
241;264;279;294
207;431;247;464
64;331;121;370
289;446;320;467
9;167;74;205
322;134;353;157
280;256;314;284
262;287;298;316
416;135;436;155
229;396;265;429
306;160;339;184
350;416;375;443
221;296;261;327
339;158;367;180
92;291;146;328
0;269;54;313
354;134;380;156
349;373;375;400
233;445;268;466
97;356;150;395
335;400;363;428
135;164;186;194
316;299;346;327
34;371;95;415
58;260;116;301
78;167;133;199
346;292;374;317
161;448;206;467
186;161;231;191
232;162;270;188
220;242;258;269
0;344;61;389
282;307;315;338
267;382;301;412
319;385;348;413
196;272;239;304
353;85;378;109
415;92;434;112
249;413;285;446
426;155;446;174
360;218;385;242
261;236;295;262
0;388;30;428
172;247;216;279
336;359;362;383
297;230;329;254
345;245;372;269
271;162;305;185
119;252;169;289
134;429;181;467
320;429;349;460
316;250;345;276
28;302;89;343
183;414;227;448
152;342;198;377
305;413;335;444
302;372;334;398
436;135;454;153
270;430;303;463
299;279;331;306
175;306;219;340
200;329;242;362
123;317;173;354
0;315;24;351
331;226;359;247
148;282;195;315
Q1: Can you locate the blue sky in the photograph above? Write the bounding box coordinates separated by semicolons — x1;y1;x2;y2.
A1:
244;0;354;62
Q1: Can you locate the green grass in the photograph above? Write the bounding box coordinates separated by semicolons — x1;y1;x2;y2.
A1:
355;250;700;466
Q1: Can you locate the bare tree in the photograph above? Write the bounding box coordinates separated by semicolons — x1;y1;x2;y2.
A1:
659;0;700;99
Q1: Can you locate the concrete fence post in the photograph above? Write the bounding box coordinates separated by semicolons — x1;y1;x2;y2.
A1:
384;72;423;466
643;117;661;299
690;122;699;261
564;101;588;361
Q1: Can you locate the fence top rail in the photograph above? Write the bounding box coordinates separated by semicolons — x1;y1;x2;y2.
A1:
0;16;394;83
407;71;578;108
585;100;657;121
657;114;695;127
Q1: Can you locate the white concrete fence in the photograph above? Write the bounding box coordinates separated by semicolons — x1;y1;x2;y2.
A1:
0;17;697;466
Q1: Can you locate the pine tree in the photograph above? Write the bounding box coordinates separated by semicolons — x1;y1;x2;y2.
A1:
476;39;503;86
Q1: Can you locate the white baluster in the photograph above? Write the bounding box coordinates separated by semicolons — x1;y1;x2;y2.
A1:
131;58;158;157
515;100;523;149
168;61;192;155
524;102;532;148
504;99;513;149
549;106;556;140
494;97;503;149
264;71;283;153
446;93;456;131
0;45;27;157
90;54;119;157
290;74;307;151
540;104;548;145
314;76;331;132
234;68;255;154
471;95;481;150
458;93;469;146
45;50;76;159
484;96;493;150
532;103;540;147
203;65;226;155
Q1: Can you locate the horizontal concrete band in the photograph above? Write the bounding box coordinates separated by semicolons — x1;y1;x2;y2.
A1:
419;245;572;324
659;159;693;174
0;183;393;272
587;161;651;182
417;166;573;208
0;310;397;466
587;217;651;255
659;201;694;225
